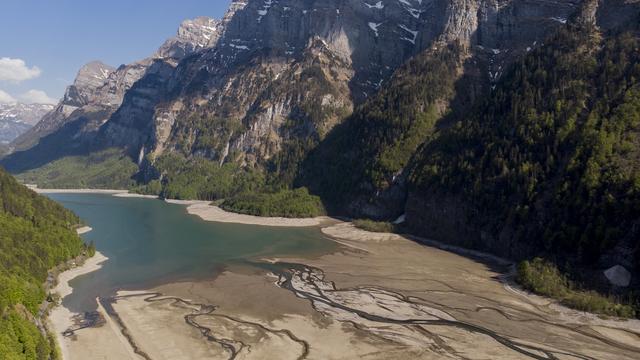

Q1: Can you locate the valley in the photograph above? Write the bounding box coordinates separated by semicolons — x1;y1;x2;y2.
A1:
1;0;640;359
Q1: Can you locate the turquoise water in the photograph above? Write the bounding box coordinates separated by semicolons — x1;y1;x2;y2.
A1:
47;194;335;312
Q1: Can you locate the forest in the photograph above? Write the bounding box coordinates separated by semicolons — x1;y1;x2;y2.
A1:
0;167;85;359
300;43;463;212
411;25;640;267
407;23;640;310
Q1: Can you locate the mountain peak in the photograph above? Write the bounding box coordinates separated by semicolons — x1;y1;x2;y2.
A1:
155;16;222;59
74;61;115;88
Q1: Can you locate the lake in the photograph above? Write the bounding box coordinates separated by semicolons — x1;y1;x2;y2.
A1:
47;194;336;313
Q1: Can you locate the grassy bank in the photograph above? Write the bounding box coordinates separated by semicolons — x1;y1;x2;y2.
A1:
517;258;637;318
15;148;137;189
353;219;396;233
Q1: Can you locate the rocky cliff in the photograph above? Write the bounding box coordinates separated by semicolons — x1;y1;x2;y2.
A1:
89;0;582;177
5;0;585;170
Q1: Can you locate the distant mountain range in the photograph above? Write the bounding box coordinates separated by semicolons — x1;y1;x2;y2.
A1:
0;103;53;144
2;0;640;290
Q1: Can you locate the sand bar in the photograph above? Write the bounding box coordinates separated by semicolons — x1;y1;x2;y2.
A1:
166;199;330;227
48;251;109;360
112;192;159;199
31;188;127;194
76;226;93;235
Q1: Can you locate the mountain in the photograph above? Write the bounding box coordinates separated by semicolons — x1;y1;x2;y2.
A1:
6;0;579;172
303;0;640;285
97;0;581;176
407;8;640;276
5;15;223;169
8;61;116;153
155;16;223;59
3;0;640;290
0;103;53;144
0;167;85;359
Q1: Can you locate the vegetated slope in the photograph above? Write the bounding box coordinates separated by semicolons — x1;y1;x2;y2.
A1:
300;42;470;217
0;167;85;359
409;22;640;282
16;148;138;190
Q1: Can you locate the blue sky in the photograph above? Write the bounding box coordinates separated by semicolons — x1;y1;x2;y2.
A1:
0;0;231;104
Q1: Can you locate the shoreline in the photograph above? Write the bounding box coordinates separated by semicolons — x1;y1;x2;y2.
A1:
32;188;128;194
48;251;109;360
95;223;640;359
31;187;332;227
112;192;159;199
39;188;638;322
322;223;640;331
40;193;640;359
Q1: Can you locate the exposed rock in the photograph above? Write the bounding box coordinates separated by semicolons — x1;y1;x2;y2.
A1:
9;61;116;151
88;0;585;175
155;17;222;60
5;0;588;171
393;214;406;225
604;265;632;287
69;61;116;105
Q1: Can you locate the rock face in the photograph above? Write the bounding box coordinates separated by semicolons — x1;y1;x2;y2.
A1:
89;0;584;173
155;17;223;59
5;0;586;170
10;61;116;151
0;103;54;145
5;0;635;185
604;265;632;287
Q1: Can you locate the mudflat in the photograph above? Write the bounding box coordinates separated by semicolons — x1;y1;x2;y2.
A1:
48;196;640;359
85;223;640;359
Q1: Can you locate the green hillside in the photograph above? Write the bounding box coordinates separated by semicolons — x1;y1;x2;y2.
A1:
411;25;640;266
0;167;85;359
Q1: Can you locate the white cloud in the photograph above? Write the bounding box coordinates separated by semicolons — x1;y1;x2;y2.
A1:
0;57;42;82
18;90;57;104
0;89;17;104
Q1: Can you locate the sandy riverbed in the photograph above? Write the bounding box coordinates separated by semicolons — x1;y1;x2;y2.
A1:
45;194;640;359
48;251;118;360
49;225;138;359
112;193;160;199
32;188;127;194
62;222;640;360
